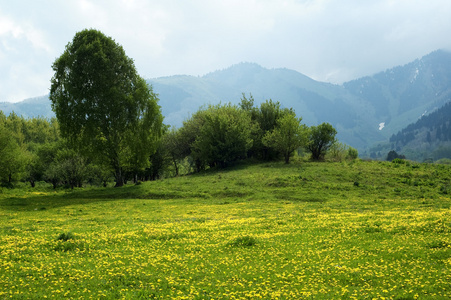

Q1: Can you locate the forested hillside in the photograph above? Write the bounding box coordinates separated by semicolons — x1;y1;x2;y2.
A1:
385;101;451;161
344;50;451;140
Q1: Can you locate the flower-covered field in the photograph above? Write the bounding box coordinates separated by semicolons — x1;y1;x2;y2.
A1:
0;161;450;299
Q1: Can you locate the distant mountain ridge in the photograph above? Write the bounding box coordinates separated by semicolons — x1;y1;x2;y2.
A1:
0;95;53;119
374;101;451;161
343;50;451;140
2;50;451;153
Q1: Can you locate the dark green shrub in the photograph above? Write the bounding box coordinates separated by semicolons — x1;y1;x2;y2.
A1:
53;232;86;252
392;158;406;164
57;232;75;241
387;150;406;161
347;147;359;160
228;236;257;247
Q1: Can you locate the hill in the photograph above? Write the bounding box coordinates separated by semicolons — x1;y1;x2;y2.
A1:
151;63;376;149
153;50;451;150
343;49;451;141
1;160;450;298
0;95;52;119
2;50;451;153
368;101;451;161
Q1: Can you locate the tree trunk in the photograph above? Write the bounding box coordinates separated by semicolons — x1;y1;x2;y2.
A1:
172;157;179;176
115;168;124;187
133;173;138;184
284;153;290;164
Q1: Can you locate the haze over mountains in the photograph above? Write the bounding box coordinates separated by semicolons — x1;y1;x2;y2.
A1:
2;50;451;154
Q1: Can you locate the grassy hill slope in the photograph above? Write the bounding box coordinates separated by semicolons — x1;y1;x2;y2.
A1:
1;161;450;299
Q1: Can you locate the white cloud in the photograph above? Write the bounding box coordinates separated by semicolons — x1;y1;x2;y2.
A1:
1;0;451;102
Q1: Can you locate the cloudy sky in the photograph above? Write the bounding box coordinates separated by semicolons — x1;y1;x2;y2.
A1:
1;0;451;103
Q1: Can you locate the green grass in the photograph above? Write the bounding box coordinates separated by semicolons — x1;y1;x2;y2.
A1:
0;160;450;299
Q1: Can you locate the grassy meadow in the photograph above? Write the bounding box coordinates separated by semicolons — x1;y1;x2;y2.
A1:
0;159;450;299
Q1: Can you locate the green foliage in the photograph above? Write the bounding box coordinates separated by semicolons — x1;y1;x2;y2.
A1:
306;122;337;160
54;148;89;189
252;99;291;160
435;158;451;165
392;158;406;164
263;111;307;164
327;142;358;162
54;232;86;252
161;127;185;176
49;29;163;187
88;163;113;187
146;128;173;181
228;236;258;247
347;147;359;160
0;114;31;184
57;232;75;241
177;109;208;172
387;150;406;161
192;104;254;168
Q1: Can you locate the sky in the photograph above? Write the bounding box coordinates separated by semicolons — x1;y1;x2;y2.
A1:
1;0;451;103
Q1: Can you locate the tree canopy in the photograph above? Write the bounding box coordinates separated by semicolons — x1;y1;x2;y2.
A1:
306;122;337;160
192;104;254;168
263;111;308;164
50;29;163;186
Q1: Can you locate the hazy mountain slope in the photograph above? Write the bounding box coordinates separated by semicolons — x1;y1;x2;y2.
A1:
0;95;53;119
386;101;451;161
3;50;451;153
151;62;384;149
343;50;451;139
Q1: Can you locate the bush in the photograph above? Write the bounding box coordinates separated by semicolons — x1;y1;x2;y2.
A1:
392;158;406;164
228;236;257;247
387;150;406;161
54;232;86;252
347;147;359;160
57;232;75;241
435;158;451;165
327;142;358;162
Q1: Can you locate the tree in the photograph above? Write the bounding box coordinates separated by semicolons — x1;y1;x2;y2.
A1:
306;123;337;160
386;150;406;161
50;29;163;186
177;108;209;172
192;104;254;168
162;127;185;176
54;148;89;189
0;113;31;185
263;111;307;164
244;98;291;160
0;127;30;184
327;142;359;161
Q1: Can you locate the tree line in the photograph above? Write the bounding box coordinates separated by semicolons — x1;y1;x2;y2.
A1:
0;29;357;188
0;97;356;188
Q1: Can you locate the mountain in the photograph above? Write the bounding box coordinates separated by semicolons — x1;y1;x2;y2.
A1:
0;95;53;119
151;63;378;149
343;50;451;141
2;50;451;153
368;101;451;161
152;50;451;150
